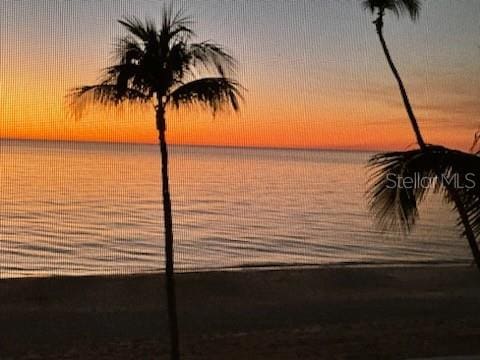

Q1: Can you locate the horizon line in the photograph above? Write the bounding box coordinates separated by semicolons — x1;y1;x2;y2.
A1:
2;137;394;153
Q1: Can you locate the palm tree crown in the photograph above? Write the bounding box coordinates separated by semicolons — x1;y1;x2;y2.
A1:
70;8;242;119
367;146;480;238
362;0;420;20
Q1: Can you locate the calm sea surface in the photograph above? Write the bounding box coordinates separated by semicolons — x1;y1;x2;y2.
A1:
0;140;471;278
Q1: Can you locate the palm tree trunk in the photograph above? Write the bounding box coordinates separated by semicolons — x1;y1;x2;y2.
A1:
374;14;425;148
156;106;180;360
374;13;480;272
448;186;480;271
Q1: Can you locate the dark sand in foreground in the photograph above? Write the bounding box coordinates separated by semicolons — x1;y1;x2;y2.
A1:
1;266;480;359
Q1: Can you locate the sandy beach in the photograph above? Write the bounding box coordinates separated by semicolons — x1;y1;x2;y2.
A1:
1;265;480;359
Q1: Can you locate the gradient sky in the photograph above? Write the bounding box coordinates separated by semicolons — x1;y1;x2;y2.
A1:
1;0;479;150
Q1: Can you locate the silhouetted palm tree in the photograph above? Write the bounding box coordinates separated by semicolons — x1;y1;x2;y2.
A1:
69;8;242;359
362;0;480;269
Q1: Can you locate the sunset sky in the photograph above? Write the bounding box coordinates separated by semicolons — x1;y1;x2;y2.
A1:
1;0;479;151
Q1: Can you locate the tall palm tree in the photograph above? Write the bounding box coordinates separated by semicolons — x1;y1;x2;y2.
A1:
69;8;242;359
362;0;480;270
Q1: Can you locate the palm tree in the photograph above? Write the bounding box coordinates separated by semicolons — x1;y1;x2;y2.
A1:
362;0;480;269
69;8;242;359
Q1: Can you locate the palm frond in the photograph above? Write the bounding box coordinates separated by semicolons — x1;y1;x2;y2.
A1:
113;35;144;63
118;16;157;43
440;149;480;240
188;41;237;77
367;149;432;233
367;145;480;236
102;62;154;97
164;42;192;82
458;186;480;241
68;84;150;120
362;0;421;20
160;6;194;45
167;77;243;114
162;5;193;32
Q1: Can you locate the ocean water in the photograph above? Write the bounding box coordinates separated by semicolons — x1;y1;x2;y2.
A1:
0;140;471;278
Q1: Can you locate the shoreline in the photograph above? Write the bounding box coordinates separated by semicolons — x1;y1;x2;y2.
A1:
0;259;472;280
1;265;480;358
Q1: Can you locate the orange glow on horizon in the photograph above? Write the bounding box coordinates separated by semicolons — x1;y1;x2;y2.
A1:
1;2;478;153
1;88;474;152
2;55;475;152
0;77;420;152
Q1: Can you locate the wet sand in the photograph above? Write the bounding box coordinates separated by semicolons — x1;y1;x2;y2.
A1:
1;265;480;359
